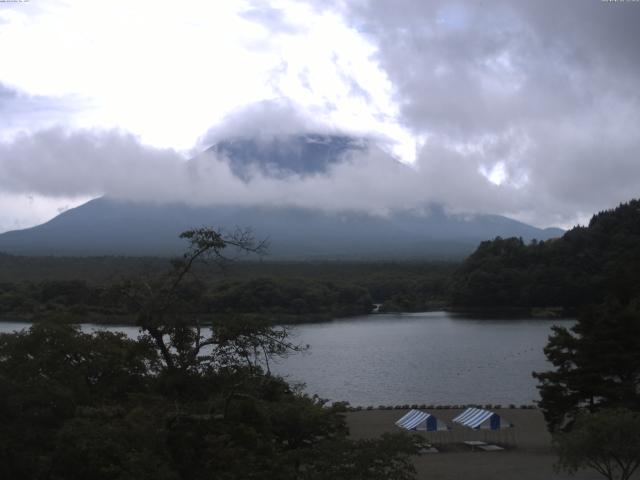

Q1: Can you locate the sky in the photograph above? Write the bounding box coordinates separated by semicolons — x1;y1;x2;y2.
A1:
0;0;639;232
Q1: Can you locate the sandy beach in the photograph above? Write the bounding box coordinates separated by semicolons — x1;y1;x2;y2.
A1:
345;408;612;480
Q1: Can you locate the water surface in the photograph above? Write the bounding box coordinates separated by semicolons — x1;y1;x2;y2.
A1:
0;312;569;406
271;312;569;406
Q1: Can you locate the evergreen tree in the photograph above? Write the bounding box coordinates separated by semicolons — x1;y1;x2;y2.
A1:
534;301;640;432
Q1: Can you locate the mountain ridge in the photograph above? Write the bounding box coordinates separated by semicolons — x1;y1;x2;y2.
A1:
0;134;564;259
0;196;563;259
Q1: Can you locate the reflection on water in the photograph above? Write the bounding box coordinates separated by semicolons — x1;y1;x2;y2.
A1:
0;312;571;406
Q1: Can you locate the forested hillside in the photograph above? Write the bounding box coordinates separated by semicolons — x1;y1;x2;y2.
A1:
0;261;455;323
451;200;640;310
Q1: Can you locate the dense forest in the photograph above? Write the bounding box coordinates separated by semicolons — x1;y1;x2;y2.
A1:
450;200;640;311
0;260;454;323
3;200;640;322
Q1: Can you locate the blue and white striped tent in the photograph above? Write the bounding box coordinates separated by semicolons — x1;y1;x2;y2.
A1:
395;409;450;432
452;408;512;430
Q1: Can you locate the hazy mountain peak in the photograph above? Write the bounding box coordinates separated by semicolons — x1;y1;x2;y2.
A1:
204;133;368;180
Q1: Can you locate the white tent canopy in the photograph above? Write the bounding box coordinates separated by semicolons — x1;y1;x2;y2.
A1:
452;408;512;430
395;410;450;432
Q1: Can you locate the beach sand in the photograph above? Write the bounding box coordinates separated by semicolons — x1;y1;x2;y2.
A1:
345;408;611;480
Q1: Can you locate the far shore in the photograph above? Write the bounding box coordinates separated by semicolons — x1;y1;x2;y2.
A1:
346;408;606;480
0;306;577;327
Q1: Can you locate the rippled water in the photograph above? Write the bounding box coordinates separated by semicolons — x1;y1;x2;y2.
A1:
272;312;570;406
0;312;571;406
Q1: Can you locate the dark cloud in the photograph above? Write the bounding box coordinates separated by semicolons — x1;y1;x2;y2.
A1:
331;0;640;225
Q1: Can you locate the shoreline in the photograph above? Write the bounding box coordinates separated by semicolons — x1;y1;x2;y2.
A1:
0;307;576;327
346;408;603;480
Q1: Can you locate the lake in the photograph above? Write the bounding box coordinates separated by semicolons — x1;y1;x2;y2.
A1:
0;311;570;406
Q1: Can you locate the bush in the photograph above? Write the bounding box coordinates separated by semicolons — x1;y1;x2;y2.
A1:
555;409;640;480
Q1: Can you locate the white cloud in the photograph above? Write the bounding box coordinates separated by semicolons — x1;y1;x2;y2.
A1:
1;0;639;232
0;191;91;233
0;0;413;157
0;123;532;229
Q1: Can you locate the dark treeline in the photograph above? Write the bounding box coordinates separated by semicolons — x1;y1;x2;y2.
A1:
0;278;372;324
0;254;455;285
0;261;456;323
450;199;640;311
0;253;169;283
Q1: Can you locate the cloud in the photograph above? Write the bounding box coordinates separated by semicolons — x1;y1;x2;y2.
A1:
0;1;411;155
1;1;639;231
197;99;330;147
0;110;526;226
0;128;183;199
330;0;640;226
240;3;301;35
1;82;638;233
0;83;81;141
0;191;90;233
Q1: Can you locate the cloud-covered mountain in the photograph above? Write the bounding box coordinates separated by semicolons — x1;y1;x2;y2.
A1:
0;134;562;259
207;134;368;179
2;2;639;232
0;196;562;259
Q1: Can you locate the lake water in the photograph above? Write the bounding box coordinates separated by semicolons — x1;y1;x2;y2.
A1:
0;312;570;406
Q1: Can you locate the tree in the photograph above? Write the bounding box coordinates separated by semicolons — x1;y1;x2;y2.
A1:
450;199;640;311
123;226;295;374
533;302;640;432
0;323;159;480
0;227;424;480
554;409;640;480
298;433;421;480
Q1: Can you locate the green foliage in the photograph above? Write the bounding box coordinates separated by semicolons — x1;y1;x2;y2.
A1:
0;227;422;479
0;261;455;323
205;278;373;319
0;323;159;479
554;409;640;480
450;199;640;309
0;319;420;480
298;433;422;480
533;302;640;432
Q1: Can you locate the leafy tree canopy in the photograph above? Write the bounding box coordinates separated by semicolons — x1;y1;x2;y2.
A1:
451;199;640;310
0;228;423;480
554;409;640;480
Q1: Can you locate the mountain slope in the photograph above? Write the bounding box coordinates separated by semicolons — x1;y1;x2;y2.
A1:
0;134;563;259
0;197;562;259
